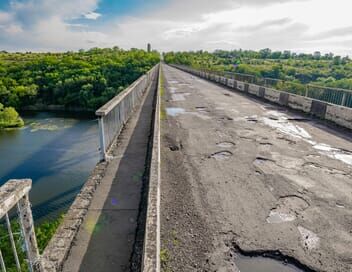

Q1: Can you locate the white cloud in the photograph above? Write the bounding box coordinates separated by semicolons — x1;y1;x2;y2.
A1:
0;0;351;55
83;11;101;20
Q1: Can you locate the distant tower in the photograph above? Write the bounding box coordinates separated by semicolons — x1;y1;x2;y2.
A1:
147;43;151;53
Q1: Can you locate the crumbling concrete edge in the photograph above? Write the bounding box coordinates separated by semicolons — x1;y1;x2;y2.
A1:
142;64;161;272
171;64;352;130
38;65;160;272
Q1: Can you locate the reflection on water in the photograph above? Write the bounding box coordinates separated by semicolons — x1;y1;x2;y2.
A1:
0;112;99;222
236;255;304;272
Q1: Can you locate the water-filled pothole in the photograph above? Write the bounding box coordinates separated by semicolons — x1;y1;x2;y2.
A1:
235;255;305;272
166;107;185;117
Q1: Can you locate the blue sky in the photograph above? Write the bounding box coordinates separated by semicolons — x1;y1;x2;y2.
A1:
0;0;351;55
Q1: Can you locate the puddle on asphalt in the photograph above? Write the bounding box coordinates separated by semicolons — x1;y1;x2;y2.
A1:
236;255;304;272
166;107;185;116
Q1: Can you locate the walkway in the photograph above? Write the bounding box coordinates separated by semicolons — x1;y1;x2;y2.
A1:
160;64;352;272
63;74;158;271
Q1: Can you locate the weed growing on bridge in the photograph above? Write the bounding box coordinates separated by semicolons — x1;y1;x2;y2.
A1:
0;215;63;271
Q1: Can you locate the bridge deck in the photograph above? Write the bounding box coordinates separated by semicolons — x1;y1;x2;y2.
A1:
63;74;157;271
160;64;352;271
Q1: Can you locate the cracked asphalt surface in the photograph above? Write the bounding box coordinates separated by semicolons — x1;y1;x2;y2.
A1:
160;64;352;272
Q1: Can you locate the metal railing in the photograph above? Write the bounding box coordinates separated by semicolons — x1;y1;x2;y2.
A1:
96;64;159;161
0;179;40;272
181;66;352;108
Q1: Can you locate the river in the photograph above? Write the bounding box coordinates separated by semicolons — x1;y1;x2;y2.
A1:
0;111;99;222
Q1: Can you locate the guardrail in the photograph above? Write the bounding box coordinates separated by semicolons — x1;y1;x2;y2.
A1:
96;64;160;161
171;64;352;130
188;67;352;108
0;179;40;272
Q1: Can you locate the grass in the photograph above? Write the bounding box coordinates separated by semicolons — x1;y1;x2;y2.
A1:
0;215;64;271
160;248;171;272
159;66;167;120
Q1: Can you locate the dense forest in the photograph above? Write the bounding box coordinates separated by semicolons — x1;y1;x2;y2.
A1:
0;47;160;127
164;49;352;90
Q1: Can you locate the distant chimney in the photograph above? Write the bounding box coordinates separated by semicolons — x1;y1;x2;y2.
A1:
147;43;151;53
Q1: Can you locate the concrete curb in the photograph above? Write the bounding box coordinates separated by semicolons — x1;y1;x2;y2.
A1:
142;64;161;272
171;65;352;130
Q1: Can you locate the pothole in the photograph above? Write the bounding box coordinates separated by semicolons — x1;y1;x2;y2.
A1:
235;254;307;272
245;115;259;123
336;202;345;208
259;142;273;146
219;116;234;121
166;107;185;117
195;106;209;113
232;245;313;272
254;157;273;164
169;145;180;151
210;151;233;160
216;141;236;148
267;196;309;224
266;211;296;223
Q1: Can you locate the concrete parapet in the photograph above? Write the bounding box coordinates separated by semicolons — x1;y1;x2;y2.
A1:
227;79;235;88
237;81;245;92
310;100;327;118
325;104;352;129
264;88;281;103
248;84;260;96
288;94;312;113
171;64;352;130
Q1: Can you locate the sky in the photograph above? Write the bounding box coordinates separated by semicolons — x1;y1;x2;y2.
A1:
0;0;351;55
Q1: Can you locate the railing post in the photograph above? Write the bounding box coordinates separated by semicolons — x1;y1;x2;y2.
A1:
341;92;346;106
0;249;6;272
5;213;21;271
305;85;309;97
17;194;40;272
98;116;107;161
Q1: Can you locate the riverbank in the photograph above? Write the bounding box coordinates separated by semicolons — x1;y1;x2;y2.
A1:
22;104;94;113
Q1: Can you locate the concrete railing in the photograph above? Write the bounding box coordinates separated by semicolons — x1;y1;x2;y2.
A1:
0;179;40;272
217;71;352;108
171;64;352;130
96;64;160;161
